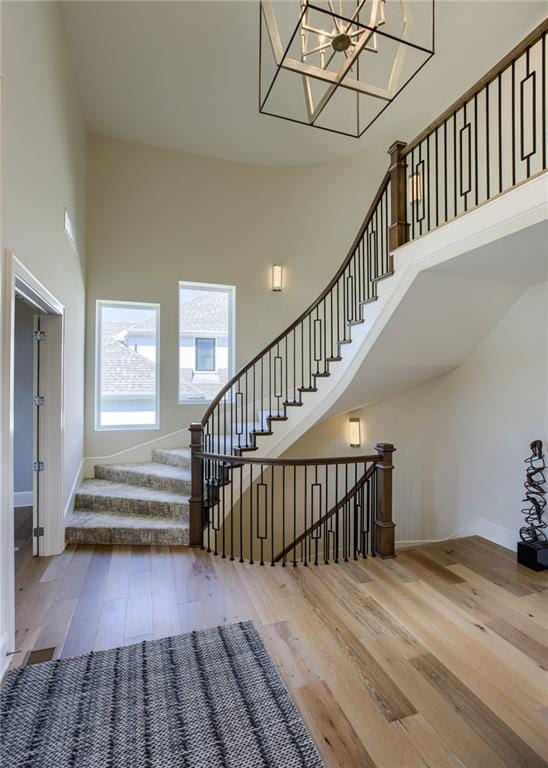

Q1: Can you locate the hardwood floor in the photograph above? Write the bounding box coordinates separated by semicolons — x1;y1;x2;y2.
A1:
9;536;548;768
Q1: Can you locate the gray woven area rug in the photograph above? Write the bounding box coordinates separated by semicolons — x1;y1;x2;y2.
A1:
1;620;324;768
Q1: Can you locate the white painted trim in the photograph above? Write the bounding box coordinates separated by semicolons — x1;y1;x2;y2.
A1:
396;517;517;552
63;459;84;519
2;250;66;666
14;491;33;508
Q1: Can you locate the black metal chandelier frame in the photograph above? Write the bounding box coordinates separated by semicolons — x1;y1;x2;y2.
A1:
259;0;436;138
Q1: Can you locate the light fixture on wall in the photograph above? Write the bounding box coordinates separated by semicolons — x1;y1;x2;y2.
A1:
259;0;435;138
408;171;422;205
348;417;361;447
272;264;284;291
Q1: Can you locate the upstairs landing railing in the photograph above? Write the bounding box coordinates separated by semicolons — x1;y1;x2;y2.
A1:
190;20;548;558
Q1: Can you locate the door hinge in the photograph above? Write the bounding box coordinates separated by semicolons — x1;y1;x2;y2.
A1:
33;461;45;472
33;395;45;407
33;526;45;538
33;330;46;342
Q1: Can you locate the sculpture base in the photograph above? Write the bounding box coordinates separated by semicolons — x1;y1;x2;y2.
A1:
517;541;548;572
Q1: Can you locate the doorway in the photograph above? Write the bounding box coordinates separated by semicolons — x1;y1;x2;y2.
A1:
2;251;65;660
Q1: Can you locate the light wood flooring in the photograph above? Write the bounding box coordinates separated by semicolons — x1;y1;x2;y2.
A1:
9;535;548;768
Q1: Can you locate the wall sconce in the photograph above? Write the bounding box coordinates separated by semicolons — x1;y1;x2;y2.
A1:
272;264;283;292
408;172;422;206
348;417;361;448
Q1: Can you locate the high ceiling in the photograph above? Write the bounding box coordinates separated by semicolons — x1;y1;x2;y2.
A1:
61;1;545;166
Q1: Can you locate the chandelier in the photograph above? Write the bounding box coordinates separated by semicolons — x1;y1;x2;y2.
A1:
259;0;435;138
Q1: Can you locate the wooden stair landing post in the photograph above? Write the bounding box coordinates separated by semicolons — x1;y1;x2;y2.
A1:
375;442;396;558
388;140;409;255
189;422;205;547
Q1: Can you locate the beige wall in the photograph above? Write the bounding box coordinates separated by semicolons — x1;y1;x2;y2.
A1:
288;282;548;544
85;134;388;457
1;0;87;663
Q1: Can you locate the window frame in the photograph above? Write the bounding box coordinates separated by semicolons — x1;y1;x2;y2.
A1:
194;337;217;372
178;281;236;405
95;299;161;432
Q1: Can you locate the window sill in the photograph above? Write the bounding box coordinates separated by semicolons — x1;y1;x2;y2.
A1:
95;424;160;432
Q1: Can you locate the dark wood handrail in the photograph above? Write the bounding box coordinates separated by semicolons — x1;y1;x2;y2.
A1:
272;463;376;563
196;451;380;467
201;170;392;425
404;18;548;155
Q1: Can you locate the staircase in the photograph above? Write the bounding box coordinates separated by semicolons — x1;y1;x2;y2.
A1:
67;22;547;559
189;22;547;564
66;449;191;545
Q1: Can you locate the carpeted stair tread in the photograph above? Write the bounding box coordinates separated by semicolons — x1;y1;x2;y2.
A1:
151;447;191;468
77;477;187;503
65;508;189;546
94;461;191;493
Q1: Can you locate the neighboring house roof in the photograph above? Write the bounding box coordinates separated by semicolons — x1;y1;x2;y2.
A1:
102;321;134;344
101;341;156;394
179;368;228;400
180;291;228;334
101;321;155;395
114;316;157;343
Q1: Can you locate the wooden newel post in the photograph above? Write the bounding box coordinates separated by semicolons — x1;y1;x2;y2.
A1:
189;423;204;547
387;140;409;254
374;442;396;558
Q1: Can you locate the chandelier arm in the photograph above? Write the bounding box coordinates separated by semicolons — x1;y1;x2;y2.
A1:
304;42;335;56
326;0;344;33
310;26;375;124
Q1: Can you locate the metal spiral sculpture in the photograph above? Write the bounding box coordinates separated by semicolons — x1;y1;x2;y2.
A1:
520;440;546;543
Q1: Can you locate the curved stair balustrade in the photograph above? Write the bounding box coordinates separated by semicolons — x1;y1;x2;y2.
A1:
188;168;396;555
198;169;393;460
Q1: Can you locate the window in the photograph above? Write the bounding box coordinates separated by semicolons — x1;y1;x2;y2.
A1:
96;301;160;430
179;282;235;403
195;338;216;372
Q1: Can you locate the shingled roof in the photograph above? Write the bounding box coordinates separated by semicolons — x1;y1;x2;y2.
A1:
101;321;156;395
180;291;229;334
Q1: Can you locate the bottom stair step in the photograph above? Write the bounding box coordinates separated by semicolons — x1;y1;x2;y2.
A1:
65;509;189;546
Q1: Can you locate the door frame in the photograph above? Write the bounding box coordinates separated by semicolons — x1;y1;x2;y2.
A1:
1;250;65;654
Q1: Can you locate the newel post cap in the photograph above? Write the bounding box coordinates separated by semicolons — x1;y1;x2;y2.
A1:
189;422;204;450
387;140;407;157
375;442;396;454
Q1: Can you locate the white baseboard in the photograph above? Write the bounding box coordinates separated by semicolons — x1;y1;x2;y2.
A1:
63;459;84;520
84;427;189;477
14;491;33;508
397;517;516;552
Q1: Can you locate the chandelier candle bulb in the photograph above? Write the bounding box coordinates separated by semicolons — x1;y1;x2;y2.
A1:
272;264;284;291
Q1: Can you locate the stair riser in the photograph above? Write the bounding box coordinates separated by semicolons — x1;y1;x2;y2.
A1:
151;449;191;470
75;493;187;519
65;526;190;547
94;465;190;495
